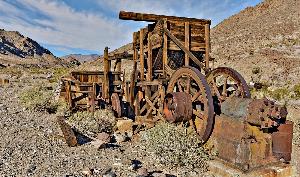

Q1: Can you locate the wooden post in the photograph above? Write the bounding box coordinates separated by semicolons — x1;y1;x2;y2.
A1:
66;81;72;109
103;47;109;100
140;29;145;81
163;19;168;77
185;22;190;66
205;23;210;71
130;32;138;106
147;32;152;81
89;83;96;112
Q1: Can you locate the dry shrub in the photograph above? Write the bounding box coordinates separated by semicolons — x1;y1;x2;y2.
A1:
140;122;210;172
19;85;66;113
67;110;116;135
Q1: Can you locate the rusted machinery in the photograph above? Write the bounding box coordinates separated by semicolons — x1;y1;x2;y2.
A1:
209;97;293;171
59;11;293;173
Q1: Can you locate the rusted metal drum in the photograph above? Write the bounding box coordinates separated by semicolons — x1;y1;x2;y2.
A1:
163;92;192;123
272;120;293;161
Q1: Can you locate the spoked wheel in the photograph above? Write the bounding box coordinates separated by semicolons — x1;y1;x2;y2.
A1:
165;66;214;143
206;67;250;113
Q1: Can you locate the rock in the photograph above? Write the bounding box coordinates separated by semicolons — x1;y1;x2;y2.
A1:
81;167;92;176
90;140;106;149
97;132;111;143
137;167;148;177
103;168;116;177
128;159;142;171
116;119;133;134
113;131;128;143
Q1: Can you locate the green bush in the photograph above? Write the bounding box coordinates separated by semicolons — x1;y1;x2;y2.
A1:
293;84;300;99
49;67;70;83
19;85;59;112
140;122;210;172
67;110;116;134
0;67;22;78
267;87;290;101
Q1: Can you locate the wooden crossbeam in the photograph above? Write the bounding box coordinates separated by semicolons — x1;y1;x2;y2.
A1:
119;11;211;25
163;27;209;73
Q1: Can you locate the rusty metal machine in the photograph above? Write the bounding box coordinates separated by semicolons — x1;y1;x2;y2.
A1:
59;11;294;173
209;97;293;171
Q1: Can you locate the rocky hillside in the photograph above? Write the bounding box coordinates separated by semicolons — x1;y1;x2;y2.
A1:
211;0;300;87
61;54;99;64
0;29;63;66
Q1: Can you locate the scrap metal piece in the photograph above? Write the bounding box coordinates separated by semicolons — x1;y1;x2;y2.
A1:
272;120;293;161
163;92;193;123
57;116;77;147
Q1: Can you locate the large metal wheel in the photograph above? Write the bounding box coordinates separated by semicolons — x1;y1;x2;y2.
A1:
166;66;214;143
206;67;250;102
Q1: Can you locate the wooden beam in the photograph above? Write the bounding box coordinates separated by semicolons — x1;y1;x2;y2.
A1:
163;27;208;73
163;19;168;77
103;47;109;99
185;22;190;66
205;23;210;70
147;32;152;81
140;29;145;81
119;11;211;25
130;32;138;106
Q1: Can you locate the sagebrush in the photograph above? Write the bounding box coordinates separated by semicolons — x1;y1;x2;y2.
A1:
140;122;210;172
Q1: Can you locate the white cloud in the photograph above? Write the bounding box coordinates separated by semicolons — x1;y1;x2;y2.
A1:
0;0;132;53
0;0;261;55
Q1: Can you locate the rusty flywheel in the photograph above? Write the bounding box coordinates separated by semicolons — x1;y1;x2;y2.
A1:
206;67;250;114
165;66;214;143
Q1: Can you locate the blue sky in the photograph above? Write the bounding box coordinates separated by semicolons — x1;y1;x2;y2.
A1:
0;0;262;57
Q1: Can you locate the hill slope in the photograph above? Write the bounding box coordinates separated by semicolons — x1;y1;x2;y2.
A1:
0;29;63;66
61;54;99;64
211;0;300;86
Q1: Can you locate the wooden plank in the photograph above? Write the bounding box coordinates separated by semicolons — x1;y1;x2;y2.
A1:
136;80;162;86
205;23;210;70
57;116;77;147
163;27;208;73
185;22;190;66
130;32;138;106
89;82;96;112
103;47;109;99
119;11;211;25
65;81;72;109
163;19;168;77
168;43;206;51
147;32;152;81
140;29;145;81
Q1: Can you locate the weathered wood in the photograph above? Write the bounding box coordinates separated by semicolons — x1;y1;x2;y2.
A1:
168;42;206;51
130;32;138;106
147;32;153;81
65;81;72;108
136;80;162;86
119;11;211;25
185;22;190;66
140;29;145;81
57;116;77;147
163;19;168;77
205;23;210;70
103;47;109;99
89;82;96;112
163;27;208;73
